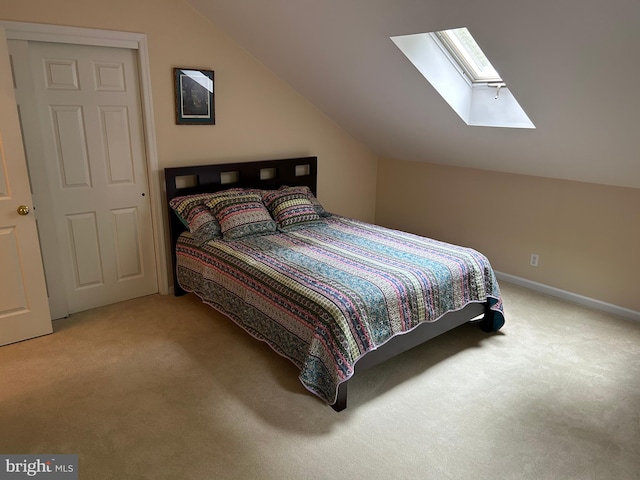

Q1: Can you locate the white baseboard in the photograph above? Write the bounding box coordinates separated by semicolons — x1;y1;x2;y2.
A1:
494;271;640;323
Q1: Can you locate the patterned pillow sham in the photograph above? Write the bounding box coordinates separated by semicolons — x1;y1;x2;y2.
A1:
278;185;329;217
168;193;221;243
205;192;277;240
263;189;323;230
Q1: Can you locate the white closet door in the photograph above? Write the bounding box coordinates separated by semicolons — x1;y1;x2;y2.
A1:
0;29;52;346
16;40;157;316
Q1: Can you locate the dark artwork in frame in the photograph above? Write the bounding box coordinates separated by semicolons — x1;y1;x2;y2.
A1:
174;68;215;125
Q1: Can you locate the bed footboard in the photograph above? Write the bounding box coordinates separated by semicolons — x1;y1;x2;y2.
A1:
330;301;488;411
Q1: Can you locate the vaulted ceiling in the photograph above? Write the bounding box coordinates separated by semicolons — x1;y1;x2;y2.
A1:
186;0;640;188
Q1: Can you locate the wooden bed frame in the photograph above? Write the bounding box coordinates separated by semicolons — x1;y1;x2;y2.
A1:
164;156;493;411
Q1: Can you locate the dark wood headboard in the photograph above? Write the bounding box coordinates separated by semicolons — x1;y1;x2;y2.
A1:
164;156;318;294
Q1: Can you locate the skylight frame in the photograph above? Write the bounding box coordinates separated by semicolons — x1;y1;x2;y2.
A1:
434;28;503;84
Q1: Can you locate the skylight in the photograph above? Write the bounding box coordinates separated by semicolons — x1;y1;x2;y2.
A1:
434;28;502;83
390;28;535;129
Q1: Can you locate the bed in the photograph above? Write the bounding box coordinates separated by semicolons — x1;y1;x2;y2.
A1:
165;157;505;411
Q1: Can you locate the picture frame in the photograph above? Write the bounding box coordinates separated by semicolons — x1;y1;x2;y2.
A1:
174;68;215;125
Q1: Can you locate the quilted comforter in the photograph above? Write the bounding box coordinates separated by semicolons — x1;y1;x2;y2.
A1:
176;216;505;405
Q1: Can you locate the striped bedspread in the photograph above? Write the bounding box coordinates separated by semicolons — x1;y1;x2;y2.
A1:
176;216;505;405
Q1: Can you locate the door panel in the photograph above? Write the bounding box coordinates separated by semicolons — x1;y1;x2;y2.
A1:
94;62;126;91
0;227;29;313
0;29;52;346
50;105;92;188
43;57;79;90
66;212;103;288
112;207;143;279
0;154;7;195
100;106;135;184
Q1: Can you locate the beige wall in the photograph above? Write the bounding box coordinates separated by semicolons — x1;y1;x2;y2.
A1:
0;0;378;289
4;1;636;313
376;158;640;313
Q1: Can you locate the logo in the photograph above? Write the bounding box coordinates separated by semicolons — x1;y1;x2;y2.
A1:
0;456;77;480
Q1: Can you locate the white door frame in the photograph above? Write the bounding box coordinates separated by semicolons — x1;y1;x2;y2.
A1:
0;20;168;295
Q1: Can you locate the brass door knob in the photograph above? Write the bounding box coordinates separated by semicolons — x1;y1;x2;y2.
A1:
17;205;30;216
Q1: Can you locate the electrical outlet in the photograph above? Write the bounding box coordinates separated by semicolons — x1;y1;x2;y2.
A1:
530;253;539;267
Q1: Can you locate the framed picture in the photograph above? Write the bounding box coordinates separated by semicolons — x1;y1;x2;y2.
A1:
174;68;215;125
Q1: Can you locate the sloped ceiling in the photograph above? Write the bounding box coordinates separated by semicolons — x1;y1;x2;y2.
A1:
186;0;640;188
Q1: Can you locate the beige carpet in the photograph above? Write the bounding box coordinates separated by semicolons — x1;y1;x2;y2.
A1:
1;282;638;479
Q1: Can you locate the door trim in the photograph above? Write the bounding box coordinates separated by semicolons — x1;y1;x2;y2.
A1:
0;20;168;295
